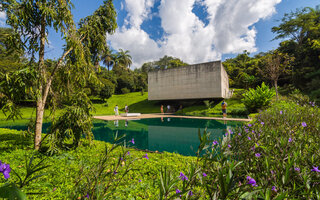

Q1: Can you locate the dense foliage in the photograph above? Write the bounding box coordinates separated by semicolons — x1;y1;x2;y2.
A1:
242;82;276;113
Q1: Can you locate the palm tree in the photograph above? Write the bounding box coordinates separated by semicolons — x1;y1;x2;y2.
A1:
101;47;115;72
117;49;132;69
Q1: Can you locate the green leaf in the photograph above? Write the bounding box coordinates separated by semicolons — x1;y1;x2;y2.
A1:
0;183;27;200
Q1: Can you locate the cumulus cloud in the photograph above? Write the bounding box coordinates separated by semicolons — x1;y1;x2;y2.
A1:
0;11;6;26
109;0;281;68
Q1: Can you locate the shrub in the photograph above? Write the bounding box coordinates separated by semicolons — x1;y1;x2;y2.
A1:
99;79;115;101
121;88;130;94
242;82;275;113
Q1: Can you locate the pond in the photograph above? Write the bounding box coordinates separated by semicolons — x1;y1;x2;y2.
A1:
0;118;242;156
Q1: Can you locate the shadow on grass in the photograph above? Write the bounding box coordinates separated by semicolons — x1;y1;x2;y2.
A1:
128;99;160;113
0;133;33;151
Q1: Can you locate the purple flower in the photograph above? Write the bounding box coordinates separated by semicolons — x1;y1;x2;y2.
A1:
261;122;264;125
127;151;130;155
271;170;275;175
311;166;320;172
294;167;300;172
288;138;292;142
248;136;251;140
301;122;307;127
238;133;241;136
130;138;135;144
212;141;218;146
246;176;257;187
252;130;255;134
225;132;228;136
228;144;231;148
85;193;89;199
179;172;188;181
280;111;283;115
202;173;207;177
176;189;181;194
188;190;193;196
255;153;261;158
113;171;118;175
143;153;149;159
248;124;252;127
139;179;142;182
229;129;233;134
272;186;277;192
0;161;11;179
244;128;249;133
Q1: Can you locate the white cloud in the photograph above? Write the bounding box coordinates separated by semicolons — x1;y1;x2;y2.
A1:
0;11;6;26
109;0;281;68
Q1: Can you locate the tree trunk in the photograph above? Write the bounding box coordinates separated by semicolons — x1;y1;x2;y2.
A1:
274;80;279;100
34;10;46;150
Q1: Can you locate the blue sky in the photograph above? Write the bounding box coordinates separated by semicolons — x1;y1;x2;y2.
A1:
1;0;319;68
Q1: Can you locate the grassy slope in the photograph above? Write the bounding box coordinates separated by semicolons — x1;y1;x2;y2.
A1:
0;90;247;123
0;128;197;199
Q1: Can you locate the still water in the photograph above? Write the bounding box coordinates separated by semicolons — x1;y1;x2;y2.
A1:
0;118;242;156
93;118;241;156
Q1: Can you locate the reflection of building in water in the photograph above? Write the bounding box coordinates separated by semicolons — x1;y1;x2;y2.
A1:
125;120;128;127
114;120;119;127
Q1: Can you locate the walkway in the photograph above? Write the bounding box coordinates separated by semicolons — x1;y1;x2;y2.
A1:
94;113;252;122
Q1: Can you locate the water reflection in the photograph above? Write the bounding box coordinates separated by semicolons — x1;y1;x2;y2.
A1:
93;118;241;156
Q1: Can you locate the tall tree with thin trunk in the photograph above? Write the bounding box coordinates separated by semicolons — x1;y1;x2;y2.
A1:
117;49;132;69
259;51;294;99
1;0;117;150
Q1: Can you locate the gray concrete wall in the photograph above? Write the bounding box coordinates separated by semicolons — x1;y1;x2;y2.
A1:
148;61;229;100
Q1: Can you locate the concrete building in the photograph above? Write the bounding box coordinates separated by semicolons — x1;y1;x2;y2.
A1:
148;61;230;100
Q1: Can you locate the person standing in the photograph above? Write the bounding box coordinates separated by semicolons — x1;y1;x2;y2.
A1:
125;104;129;113
160;105;164;114
221;100;227;118
114;105;119;116
167;105;171;113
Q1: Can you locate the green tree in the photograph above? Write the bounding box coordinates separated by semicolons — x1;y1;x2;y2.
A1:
1;0;117;150
272;7;320;100
116;49;132;69
101;47;116;72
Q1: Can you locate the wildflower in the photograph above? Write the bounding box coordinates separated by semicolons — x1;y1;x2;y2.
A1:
0;161;11;179
228;144;231;148
288;138;292;142
248;124;252;127
280;111;283;114
294;167;300;172
272;186;277;192
85;194;89;199
176;189;181;194
139;179;142;182
127;151;130;155
311;166;320;172
301;122;307;127
113;171;118;175
255;153;261;158
229;129;233;134
238;133;241;136
202;173;207;177
143;153;149;159
271;170;275;175
225;132;228;136
248;136;251;140
261;122;264;125
246;176;257;187
252;130;255;134
212;141;218;146
130;138;135;144
179;172;188;181
188;191;193;196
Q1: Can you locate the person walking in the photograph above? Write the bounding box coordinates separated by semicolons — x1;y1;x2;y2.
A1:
167;105;171;113
114;105;119;116
160;105;164;114
125;104;129;113
221;100;227;118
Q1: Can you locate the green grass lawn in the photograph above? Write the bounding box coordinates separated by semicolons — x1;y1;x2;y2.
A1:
0;90;248;124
